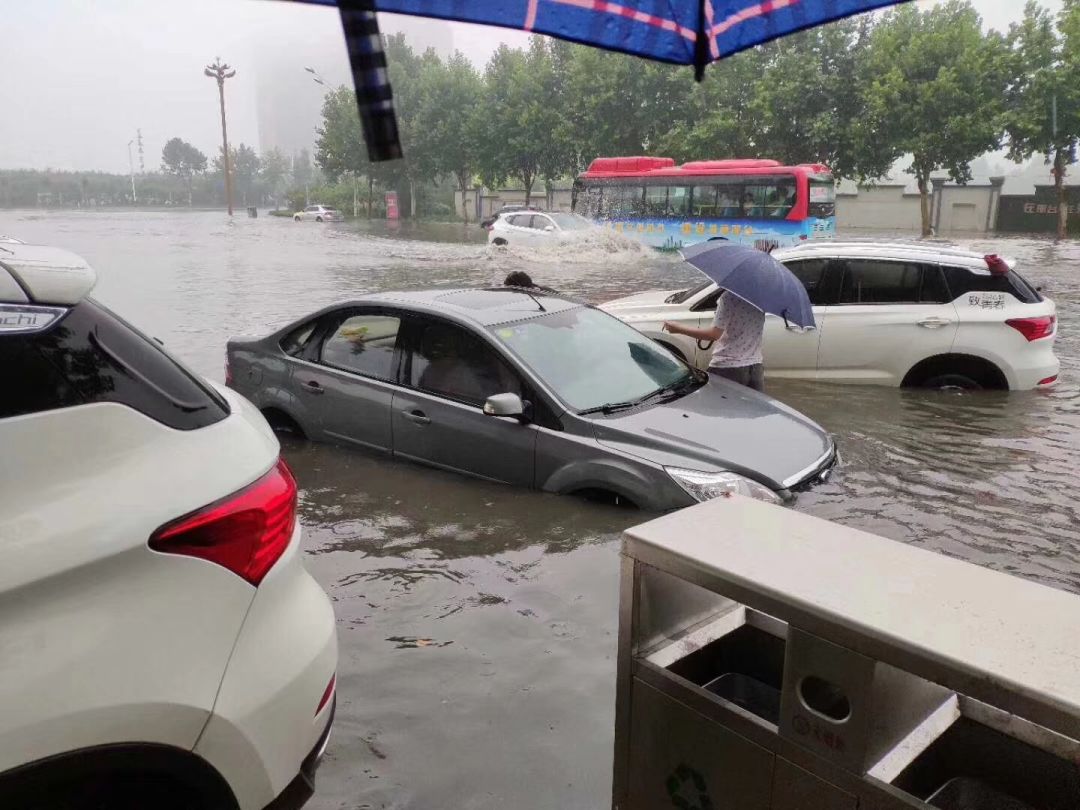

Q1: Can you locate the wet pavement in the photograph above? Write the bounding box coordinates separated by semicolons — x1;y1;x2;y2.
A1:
3;209;1079;809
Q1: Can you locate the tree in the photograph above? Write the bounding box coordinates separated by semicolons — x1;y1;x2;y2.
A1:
214;143;260;205
862;1;1009;235
1005;1;1080;239
260;147;291;204
160;137;207;206
292;149;314;200
314;85;370;217
748;18;894;180
480;40;572;206
414;53;485;222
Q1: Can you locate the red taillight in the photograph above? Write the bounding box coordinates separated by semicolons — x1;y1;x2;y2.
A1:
149;459;297;586
224;357;233;386
799;234;807;240
316;674;336;716
1006;315;1055;342
1038;374;1058;385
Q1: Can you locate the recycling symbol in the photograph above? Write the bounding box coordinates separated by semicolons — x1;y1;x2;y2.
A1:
665;763;714;810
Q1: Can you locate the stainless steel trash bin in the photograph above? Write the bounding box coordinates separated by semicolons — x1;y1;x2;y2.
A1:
612;496;1080;810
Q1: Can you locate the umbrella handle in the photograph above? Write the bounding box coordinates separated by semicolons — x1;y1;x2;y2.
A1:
782;310;791;330
697;339;714;351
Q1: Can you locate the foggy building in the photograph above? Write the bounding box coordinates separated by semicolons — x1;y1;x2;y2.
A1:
252;11;454;158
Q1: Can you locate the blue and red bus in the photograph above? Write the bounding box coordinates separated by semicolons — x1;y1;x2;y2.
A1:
571;157;836;250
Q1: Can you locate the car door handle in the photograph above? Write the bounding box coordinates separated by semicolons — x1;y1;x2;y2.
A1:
401;409;431;425
301;379;325;395
917;317;952;329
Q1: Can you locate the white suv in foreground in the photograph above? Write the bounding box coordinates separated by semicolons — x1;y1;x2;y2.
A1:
0;244;337;810
602;242;1059;390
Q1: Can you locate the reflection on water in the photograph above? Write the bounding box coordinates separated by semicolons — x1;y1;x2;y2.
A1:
3;209;1078;809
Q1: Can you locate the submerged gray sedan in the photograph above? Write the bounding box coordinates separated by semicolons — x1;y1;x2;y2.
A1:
226;288;835;510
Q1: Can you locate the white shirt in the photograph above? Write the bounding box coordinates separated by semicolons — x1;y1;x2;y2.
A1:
710;292;765;369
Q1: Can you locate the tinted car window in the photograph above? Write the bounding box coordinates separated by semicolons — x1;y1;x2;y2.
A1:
7;299;229;429
941;265;1042;303
920;264;951;304
784;259;830;306
838;260;924;304
0;338;82;418
410;321;522;406
530;216;553;230
280;321;317;357
320;314;401;380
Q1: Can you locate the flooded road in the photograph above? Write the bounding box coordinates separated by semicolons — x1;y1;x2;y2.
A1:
4;209;1079;809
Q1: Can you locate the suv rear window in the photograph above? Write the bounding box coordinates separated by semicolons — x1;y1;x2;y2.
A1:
0;299;228;429
941;265;1043;303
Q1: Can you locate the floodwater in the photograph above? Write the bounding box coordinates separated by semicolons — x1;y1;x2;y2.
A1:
4;209;1079;809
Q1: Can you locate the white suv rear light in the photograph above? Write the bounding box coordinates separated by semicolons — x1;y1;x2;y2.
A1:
150;459;297;585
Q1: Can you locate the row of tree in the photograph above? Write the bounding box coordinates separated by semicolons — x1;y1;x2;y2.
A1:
315;0;1080;236
158;138;312;207
0;147;317;210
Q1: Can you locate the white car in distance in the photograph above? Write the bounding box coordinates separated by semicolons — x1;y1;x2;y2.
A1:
487;211;596;246
0;243;338;810
294;204;344;222
601;241;1059;390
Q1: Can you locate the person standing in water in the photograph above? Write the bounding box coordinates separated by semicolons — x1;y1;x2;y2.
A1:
662;290;765;391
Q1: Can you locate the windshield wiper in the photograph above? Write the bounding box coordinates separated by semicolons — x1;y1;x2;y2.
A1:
579;376;701;416
578;399;645;416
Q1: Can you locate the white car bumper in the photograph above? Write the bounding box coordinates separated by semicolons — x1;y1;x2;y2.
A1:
194;529;337;810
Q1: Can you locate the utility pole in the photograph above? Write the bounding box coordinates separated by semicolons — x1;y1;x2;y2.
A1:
137;129;145;174
205;58;237;216
127;140;137;204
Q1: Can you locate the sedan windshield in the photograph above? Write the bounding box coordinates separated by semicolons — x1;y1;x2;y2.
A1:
491;306;696;413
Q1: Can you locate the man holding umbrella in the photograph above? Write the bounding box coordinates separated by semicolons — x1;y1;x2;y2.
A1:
663;291;766;391
661;241;818;393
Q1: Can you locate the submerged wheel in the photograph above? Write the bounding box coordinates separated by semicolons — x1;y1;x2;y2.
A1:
293;215;302;222
921;373;982;391
315;216;324;222
492;237;507;246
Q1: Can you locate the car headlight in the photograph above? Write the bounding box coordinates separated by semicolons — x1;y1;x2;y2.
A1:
665;467;783;505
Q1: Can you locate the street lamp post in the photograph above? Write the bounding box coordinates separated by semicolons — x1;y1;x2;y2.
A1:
205;58;237;216
127;140;137;204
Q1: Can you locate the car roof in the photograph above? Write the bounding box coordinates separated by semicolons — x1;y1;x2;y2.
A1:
340;287;583;327
0;243;97;305
774;240;1008;272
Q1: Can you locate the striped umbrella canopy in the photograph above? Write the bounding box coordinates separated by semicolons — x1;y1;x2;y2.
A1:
289;0;911;160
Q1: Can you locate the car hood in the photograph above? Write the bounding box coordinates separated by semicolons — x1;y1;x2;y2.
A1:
590;378;832;490
599;288;712;322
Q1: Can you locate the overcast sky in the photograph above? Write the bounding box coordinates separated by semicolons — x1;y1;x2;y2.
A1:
0;0;1061;173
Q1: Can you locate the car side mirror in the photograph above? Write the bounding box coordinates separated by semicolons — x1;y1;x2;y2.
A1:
484;392;527;422
544;225;555;232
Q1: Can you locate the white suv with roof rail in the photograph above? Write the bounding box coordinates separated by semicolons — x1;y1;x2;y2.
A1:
487;210;597;246
602;241;1058;390
0;243;337;810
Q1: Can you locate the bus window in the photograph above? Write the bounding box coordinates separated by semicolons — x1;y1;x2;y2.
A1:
668;186;690;217
808;177;835;218
691;185;718;217
644;186;668;216
716;187;741;218
602;185;644;218
743;182;795;219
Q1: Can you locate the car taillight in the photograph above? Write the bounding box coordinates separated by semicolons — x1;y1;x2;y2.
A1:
224;356;233;386
1006;315;1055;341
1038;374;1058;385
149;459;297;586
